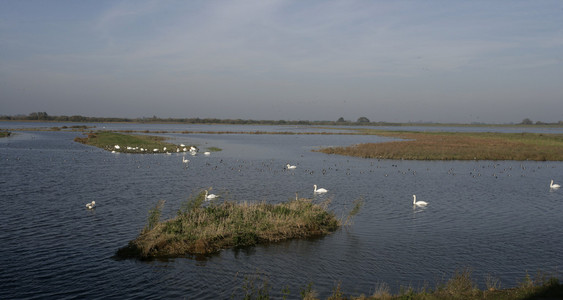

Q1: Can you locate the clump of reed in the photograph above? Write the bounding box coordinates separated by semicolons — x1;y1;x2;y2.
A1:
116;191;341;259
229;269;562;300
317;130;563;161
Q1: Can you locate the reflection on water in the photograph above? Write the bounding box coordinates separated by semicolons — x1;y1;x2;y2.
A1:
0;125;562;299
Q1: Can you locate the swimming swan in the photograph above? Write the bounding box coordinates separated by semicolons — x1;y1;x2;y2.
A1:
205;190;217;200
314;184;328;193
413;195;428;207
182;156;190;163
86;201;96;209
551;180;561;189
286;164;297;169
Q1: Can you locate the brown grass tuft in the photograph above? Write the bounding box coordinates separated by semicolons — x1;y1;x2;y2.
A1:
116;191;341;259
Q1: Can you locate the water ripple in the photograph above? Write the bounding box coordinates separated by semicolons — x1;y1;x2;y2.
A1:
1;129;562;298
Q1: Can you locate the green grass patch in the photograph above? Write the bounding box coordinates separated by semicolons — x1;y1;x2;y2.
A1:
206;146;222;152
316;130;563;161
116;191;342;259
74;131;188;153
0;131;11;138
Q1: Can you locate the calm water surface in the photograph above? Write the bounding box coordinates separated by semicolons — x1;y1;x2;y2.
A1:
1;124;562;299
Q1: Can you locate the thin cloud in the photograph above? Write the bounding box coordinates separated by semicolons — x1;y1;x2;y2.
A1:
1;0;562;122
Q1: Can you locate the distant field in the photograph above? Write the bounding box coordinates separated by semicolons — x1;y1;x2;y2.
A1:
316;129;563;161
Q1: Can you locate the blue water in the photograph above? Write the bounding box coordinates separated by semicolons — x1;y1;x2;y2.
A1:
1;124;562;299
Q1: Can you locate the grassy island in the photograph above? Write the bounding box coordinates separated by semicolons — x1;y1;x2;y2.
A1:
317;130;563;161
0;131;11;138
116;191;341;259
74;131;187;153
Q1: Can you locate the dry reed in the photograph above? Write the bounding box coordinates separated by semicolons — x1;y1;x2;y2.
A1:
116;191;341;259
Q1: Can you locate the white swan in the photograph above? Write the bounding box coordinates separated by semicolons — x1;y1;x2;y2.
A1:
203;152;211;156
286;164;297;169
551;179;561;189
314;184;328;193
85;201;96;209
182;156;189;164
205;190;217;200
413;195;428;207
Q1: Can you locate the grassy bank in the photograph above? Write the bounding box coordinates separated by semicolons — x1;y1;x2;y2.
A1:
235;269;562;299
116;191;341;259
317;130;563;161
0;131;11;138
74;131;186;153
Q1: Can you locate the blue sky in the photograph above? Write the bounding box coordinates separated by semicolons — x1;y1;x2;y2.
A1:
1;0;562;123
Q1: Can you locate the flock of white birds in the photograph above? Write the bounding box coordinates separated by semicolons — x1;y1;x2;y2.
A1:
111;143;204;155
86;144;562;210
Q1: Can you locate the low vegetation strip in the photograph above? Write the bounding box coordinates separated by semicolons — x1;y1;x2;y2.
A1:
317;130;563;161
235;269;562;300
74;131;183;153
0;131;11;138
116;191;341;259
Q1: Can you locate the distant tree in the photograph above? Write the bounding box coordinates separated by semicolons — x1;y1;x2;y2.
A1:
28;112;49;120
55;115;69;121
521;118;533;125
357;116;370;123
337;117;346;122
69;115;84;122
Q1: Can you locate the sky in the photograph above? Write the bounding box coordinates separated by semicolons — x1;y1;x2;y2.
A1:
1;0;563;123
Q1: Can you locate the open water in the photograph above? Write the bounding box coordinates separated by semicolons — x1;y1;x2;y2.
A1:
1;123;562;299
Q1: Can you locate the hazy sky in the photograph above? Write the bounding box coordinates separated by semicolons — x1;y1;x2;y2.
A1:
1;1;562;123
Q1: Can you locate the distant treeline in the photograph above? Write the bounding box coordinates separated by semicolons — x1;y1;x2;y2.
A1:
1;112;563;126
0;112;403;126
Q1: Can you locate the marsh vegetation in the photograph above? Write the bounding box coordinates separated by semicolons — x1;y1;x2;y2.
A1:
116;191;342;259
317;130;563;161
235;269;562;299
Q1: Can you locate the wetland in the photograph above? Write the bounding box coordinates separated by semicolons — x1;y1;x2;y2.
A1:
0;122;562;299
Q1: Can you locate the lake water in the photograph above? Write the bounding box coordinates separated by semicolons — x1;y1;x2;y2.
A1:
1;123;562;299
